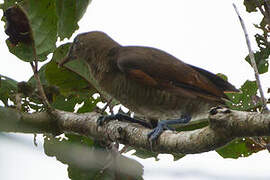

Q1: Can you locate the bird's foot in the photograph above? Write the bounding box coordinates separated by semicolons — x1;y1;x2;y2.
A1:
147;120;173;142
147;115;191;142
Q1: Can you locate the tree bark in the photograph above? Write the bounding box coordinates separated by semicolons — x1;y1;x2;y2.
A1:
0;106;270;154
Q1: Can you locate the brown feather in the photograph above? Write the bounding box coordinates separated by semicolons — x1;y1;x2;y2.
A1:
117;46;226;101
128;69;158;86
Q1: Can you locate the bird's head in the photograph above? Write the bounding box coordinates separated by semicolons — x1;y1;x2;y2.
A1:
58;31;119;67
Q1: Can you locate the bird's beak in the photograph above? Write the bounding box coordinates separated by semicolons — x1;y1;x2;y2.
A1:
58;43;77;68
58;55;73;68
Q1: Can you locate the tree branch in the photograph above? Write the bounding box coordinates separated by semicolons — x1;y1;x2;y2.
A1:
1;107;270;154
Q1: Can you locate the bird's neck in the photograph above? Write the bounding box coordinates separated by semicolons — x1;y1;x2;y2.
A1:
82;45;120;101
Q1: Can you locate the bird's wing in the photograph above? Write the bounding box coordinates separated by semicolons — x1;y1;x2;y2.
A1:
116;46;226;101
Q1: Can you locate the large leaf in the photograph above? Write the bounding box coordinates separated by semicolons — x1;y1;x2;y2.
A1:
4;1;57;62
56;0;91;40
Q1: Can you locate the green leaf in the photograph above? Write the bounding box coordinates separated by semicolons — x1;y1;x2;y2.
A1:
245;48;269;74
171;153;185;161
216;73;228;81
77;97;100;113
226;80;261;111
51;93;98;112
51;95;77;112
0;75;18;106
6;40;35;61
66;134;95;147
56;0;91;40
255;33;268;49
175;119;209;132
45;60;90;95
243;0;263;12
50;43;72;62
0;0;20;11
131;148;159;160
216;138;264;159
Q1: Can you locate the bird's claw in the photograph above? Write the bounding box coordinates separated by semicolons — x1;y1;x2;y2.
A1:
97;116;106;126
147;121;172;142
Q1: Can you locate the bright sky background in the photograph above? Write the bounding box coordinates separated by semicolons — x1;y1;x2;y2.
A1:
0;0;270;180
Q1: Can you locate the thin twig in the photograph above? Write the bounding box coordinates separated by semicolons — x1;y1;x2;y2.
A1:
233;3;268;111
30;44;52;111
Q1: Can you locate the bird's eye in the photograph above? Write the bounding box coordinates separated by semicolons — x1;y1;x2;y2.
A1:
73;37;82;51
74;36;79;44
67;42;76;57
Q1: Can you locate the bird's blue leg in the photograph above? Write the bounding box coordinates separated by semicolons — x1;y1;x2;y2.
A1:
97;113;152;128
147;115;191;142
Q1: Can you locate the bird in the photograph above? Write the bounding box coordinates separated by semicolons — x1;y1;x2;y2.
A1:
59;31;239;142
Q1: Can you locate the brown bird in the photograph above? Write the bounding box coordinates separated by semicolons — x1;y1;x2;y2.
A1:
59;31;239;141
